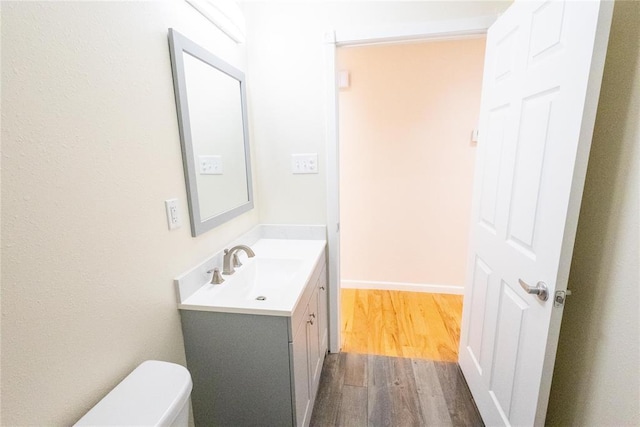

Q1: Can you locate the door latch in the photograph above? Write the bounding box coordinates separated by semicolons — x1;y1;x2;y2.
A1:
554;290;572;307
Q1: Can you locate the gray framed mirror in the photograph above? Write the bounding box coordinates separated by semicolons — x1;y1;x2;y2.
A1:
168;28;253;236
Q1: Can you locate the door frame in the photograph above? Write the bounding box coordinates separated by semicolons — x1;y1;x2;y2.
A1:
324;16;499;353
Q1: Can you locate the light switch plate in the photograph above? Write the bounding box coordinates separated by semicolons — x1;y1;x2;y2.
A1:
165;199;181;230
471;129;479;143
292;153;318;174
338;70;350;89
199;155;223;175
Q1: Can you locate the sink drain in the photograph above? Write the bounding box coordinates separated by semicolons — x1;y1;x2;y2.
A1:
256;296;267;301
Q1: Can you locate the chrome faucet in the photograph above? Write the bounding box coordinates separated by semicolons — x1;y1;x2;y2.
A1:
222;245;255;275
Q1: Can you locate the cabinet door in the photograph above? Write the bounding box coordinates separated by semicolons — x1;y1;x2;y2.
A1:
317;267;328;356
291;305;311;427
307;287;322;398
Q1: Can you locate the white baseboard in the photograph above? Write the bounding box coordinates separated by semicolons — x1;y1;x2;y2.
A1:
341;279;464;295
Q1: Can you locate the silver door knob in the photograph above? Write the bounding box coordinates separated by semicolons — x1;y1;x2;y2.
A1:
518;279;549;301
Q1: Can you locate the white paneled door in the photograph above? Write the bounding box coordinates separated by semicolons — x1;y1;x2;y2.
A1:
459;1;613;426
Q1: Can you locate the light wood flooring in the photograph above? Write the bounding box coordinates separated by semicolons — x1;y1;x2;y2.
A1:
309;352;483;427
341;289;463;362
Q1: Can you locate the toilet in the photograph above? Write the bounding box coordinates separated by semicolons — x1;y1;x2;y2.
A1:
74;360;192;426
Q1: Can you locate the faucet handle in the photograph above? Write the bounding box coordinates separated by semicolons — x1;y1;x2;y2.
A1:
232;252;243;268
206;268;224;285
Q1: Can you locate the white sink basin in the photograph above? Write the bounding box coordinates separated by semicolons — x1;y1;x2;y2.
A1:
227;258;304;302
178;239;326;316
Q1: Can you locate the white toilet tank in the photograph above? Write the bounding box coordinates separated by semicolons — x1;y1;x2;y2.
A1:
74;360;192;427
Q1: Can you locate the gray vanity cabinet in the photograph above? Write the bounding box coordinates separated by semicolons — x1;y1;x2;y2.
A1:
180;257;328;427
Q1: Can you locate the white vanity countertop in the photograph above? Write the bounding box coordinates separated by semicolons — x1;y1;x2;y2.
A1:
178;239;326;317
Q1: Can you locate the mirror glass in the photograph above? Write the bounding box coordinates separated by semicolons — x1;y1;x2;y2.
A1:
168;29;253;236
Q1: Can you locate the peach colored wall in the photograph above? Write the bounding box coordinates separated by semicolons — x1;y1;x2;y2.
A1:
338;37;486;289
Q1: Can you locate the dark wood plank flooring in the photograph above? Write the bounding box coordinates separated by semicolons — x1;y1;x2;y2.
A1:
310;353;483;427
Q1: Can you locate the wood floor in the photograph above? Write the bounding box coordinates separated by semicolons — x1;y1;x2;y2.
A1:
309;352;483;427
341;289;463;362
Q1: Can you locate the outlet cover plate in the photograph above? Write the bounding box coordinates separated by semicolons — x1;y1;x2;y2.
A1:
199;155;223;175
292;153;318;174
165;198;181;230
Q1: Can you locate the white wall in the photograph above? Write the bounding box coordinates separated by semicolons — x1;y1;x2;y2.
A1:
242;1;511;224
1;1;258;424
546;1;640;425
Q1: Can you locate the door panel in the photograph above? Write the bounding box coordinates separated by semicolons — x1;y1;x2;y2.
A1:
467;257;492;372
507;88;559;255
529;1;564;60
479;107;509;233
491;283;528;419
459;1;613;426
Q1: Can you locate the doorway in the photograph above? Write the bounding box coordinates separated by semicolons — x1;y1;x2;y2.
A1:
336;37;485;362
323;19;495;356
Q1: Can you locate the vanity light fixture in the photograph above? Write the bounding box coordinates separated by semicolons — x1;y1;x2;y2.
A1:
186;0;246;43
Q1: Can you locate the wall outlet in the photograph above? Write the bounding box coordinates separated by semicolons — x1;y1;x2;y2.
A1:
199;155;223;175
164;199;181;230
292;153;318;174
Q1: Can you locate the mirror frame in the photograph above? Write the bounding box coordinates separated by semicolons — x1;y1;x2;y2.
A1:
168;28;253;236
